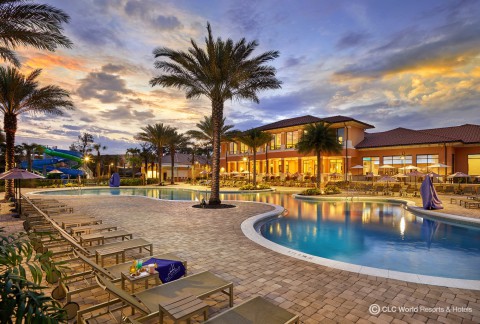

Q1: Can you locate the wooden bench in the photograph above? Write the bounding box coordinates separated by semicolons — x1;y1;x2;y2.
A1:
465;201;480;209
79;230;133;246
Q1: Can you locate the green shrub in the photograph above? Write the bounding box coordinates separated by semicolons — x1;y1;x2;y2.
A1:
300;188;322;195
239;183;271;190
324;185;342;194
0;228;66;322
119;178;143;186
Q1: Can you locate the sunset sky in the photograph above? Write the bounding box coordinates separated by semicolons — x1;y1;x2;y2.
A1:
14;0;480;153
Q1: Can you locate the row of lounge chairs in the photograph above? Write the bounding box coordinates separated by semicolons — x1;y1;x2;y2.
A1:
21;196;300;323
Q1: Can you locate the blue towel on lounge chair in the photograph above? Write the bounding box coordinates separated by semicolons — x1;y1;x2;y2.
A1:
143;258;185;283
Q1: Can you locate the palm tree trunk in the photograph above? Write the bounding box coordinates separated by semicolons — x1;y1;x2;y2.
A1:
209;100;223;205
170;147;175;185
252;149;257;186
4;114;17;200
316;151;321;189
157;147;163;185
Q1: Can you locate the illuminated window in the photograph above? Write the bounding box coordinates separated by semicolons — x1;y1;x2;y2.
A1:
239;143;249;154
336;128;344;144
270;134;281;150
468;154;480;175
383;155;412;166
363;157;379;174
416;154;438;165
229;142;238;154
330;159;343;173
286;131;298;148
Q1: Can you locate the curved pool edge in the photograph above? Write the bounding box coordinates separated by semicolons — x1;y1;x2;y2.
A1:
241;198;480;291
293;194;480;228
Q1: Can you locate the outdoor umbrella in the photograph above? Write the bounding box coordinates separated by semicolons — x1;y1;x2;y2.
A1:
379;164;395;169
350;165;364;180
0;168;45;216
48;169;63;174
406;170;425;189
429;163;449;178
378;175;398;189
393;172;408;184
399;165;420;171
447;172;470;188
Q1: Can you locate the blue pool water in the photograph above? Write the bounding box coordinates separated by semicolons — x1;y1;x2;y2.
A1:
39;188;480;279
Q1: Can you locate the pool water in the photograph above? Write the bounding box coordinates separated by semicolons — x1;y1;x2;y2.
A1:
39;188;480;280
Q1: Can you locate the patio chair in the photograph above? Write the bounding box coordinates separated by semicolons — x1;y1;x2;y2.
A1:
204;296;299;324
444;185;455;195
77;271;234;323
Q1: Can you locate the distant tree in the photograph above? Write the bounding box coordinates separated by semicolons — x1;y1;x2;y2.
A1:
151;22;281;205
92;143;107;177
237;129;272;186
135;124;174;185
139;142;154;177
70;133;94;156
165;129;188;184
125;147;141;177
0;67;73;199
0;0;72;67
21;142;41;171
297;122;342;188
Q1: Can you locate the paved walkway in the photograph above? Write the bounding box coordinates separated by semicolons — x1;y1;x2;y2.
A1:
30;194;479;324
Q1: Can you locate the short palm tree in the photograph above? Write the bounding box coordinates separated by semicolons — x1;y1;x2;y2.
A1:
0;0;72;67
237;129;272;186
297;122;342;189
186;115;235;146
165;129;188;185
150;22;281;205
21;142;41;171
92;143;107;177
0;67;73;199
125;147;141;177
135;123;173;185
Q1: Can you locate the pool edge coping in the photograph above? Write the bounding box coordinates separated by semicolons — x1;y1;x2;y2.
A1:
241;197;480;291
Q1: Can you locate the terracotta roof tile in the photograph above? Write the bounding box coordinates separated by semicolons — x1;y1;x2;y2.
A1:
255;115;374;131
356;124;480;148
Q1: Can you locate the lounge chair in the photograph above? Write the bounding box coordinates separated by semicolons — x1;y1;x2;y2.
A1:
204;296;299;324
77;271;234;323
70;223;118;235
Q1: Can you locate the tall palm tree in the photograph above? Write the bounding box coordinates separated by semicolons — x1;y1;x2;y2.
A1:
0;67;73;199
165;129;188;185
297;122;342;189
92;143;107;177
0;0;72;67
135;123;173;185
237;129;272;186
150;22;281;205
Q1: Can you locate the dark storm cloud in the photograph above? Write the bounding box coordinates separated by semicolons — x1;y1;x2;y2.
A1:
336;20;480;78
77;71;133;103
63;125;86;131
283;56;305;68
336;31;370;50
79;116;94;123
98;105;155;121
124;0;182;30
101;63;126;73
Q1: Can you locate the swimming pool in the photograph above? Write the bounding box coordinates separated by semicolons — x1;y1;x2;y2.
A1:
37;188;480;281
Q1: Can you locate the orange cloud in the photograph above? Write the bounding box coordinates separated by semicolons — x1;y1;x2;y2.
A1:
23;53;87;71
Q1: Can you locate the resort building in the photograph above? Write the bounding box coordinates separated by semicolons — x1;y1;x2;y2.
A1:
220;115;480;182
143;153;209;181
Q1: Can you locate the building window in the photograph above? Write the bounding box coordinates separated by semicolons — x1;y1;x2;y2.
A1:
363;157;379;174
383;155;412;166
270;133;281;150
286;131;298;149
229;142;238;155
468;154;480;175
239;143;249;154
336;128;344;144
416;154;438;165
330;159;343;173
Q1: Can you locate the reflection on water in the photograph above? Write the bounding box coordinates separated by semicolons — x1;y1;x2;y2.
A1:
40;188;480;279
261;200;480;280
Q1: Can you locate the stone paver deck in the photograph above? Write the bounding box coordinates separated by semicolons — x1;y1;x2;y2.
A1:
26;194;480;324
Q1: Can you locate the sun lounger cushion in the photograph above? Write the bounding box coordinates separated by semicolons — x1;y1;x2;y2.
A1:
204;296;299;324
143;258;185;283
